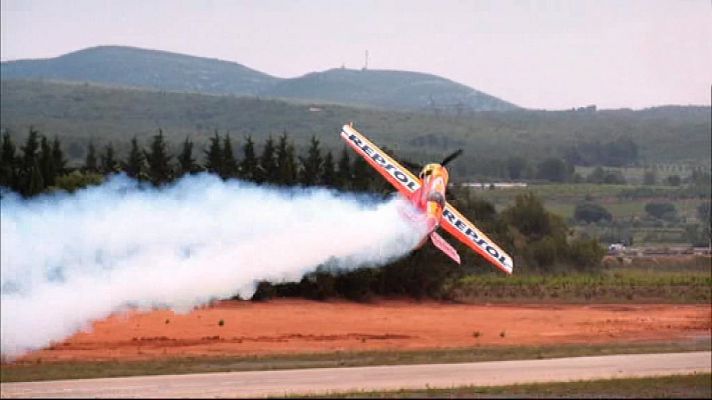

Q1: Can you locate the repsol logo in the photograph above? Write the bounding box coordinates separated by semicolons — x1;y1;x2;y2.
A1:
442;209;511;268
345;132;418;192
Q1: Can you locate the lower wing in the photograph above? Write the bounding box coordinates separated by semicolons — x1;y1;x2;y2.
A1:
440;202;514;274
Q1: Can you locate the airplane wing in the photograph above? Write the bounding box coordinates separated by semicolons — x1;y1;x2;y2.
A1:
340;124;421;198
440;202;514;274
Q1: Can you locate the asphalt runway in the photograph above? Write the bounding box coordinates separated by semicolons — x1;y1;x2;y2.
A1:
1;351;710;398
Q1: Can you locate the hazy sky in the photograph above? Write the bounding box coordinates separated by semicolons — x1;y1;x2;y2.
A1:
2;0;710;109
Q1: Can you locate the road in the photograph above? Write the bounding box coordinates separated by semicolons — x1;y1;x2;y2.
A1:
1;351;709;398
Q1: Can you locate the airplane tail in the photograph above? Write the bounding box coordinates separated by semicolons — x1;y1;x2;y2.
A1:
430;231;461;264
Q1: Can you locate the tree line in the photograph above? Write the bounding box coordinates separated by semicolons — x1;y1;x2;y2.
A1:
0;127;389;196
1;127;68;197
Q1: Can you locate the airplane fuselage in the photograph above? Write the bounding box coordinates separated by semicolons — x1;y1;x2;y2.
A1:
412;163;449;245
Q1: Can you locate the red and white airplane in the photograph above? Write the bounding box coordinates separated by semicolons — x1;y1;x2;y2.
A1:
341;123;513;275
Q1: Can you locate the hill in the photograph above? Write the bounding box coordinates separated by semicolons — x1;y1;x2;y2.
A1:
1;46;517;112
262;68;517;112
0;46;278;96
1;80;709;180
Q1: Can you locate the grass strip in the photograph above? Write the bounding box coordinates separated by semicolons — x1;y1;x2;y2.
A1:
2;339;709;383
292;373;712;399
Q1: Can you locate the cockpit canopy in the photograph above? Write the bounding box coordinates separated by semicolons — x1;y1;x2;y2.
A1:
418;163;438;179
418;163;449;183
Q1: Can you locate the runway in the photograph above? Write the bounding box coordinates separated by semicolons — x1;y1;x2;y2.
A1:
1;351;709;398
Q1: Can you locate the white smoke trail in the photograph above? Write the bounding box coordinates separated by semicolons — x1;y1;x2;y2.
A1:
0;174;427;358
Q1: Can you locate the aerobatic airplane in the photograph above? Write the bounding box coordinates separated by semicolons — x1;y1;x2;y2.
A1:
340;123;513;274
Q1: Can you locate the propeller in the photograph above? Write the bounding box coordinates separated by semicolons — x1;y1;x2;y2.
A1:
400;149;464;173
440;149;463;167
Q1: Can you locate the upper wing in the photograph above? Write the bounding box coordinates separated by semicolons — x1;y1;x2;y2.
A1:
340;124;421;197
440;202;514;274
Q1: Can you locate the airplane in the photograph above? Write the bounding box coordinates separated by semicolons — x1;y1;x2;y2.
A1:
340;123;514;275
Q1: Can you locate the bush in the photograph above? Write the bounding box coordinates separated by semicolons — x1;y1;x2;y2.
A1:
250;281;276;301
645;202;676;220
586;167;626;184
643;170;657;185
503;193;562;240
536;158;572;182
573;203;613;224
528;237;561;268
566;238;606;270
51;170;104;193
666;174;682;186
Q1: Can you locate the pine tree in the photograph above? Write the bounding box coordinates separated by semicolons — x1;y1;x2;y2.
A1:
321;151;336;188
144;129;173;185
124;137;147;180
257;136;277;184
20;127;43;195
239;135;258;182
351;155;372;192
223;134;239;179
100;143;119;174
84;140;98;173
177;136;200;176
26;159;44;197
276;131;297;186
336;147;352;190
0;131;18;189
51;136;67;176
299;136;323;186
204;131;223;176
22;127;41;171
39;135;57;187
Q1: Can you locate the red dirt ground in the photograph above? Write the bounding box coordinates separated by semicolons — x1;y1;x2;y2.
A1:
17;300;711;363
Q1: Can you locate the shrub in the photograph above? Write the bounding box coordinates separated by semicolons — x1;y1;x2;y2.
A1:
529;237;560;268
566;238;606;270
503;193;558;239
643;170;657;185
573;203;613;223
586;167;625;184
645;202;676;220
51;170;104;193
666;174;682;186
537;158;572;182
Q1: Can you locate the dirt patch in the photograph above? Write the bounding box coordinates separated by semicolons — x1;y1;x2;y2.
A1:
14;300;711;363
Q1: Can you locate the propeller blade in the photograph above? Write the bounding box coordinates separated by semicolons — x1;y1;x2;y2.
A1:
440;149;463;167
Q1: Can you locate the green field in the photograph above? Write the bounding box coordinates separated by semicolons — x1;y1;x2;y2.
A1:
448;262;711;304
459;183;709;247
466;184;705;219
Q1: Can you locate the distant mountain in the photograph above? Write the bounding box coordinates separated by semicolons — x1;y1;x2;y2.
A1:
0;46;279;96
263;68;517;112
1;46;518;112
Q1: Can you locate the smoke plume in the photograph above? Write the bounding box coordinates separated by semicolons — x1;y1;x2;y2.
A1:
0;174;427;358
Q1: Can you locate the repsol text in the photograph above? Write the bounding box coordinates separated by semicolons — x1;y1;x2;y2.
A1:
344;132;418;192
442;208;511;269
